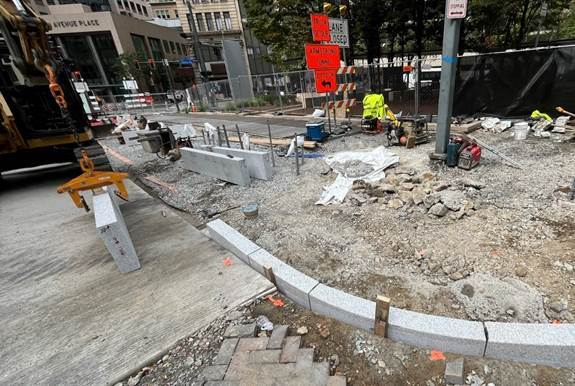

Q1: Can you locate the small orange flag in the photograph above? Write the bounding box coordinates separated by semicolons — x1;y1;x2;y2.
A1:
223;257;233;266
429;350;446;361
266;295;285;307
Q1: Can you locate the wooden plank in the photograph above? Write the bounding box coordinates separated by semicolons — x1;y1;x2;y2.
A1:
374;295;391;337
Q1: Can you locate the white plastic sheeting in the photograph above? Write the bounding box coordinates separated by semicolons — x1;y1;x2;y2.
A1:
316;146;399;205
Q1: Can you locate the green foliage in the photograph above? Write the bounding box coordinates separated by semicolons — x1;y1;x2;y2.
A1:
243;0;315;70
559;0;575;38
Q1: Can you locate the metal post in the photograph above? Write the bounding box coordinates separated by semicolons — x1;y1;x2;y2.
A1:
164;59;180;112
326;94;332;133
535;2;547;48
235;124;244;149
432;9;462;159
267;119;275;167
415;59;421;116
216;126;222;146
202;130;207;144
299;135;304;165
332;92;337;128
294;133;299;176
222;124;230;147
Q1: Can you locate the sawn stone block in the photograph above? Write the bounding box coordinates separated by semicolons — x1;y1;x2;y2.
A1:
387;307;486;357
484;322;575;368
180;147;251;186
309;284;376;332
212;146;273;180
93;189;140;273
206;219;260;264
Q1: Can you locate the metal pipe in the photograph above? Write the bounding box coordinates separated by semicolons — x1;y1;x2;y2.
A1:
202;130;207;145
267;119;275;167
235;124;244;149
222;124;230;147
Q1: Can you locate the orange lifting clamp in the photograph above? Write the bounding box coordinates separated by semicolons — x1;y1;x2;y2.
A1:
57;150;129;211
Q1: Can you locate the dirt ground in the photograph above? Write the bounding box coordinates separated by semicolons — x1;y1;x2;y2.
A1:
102;125;575;325
104;123;575;384
124;294;575;386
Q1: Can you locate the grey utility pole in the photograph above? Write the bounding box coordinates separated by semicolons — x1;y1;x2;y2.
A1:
431;0;465;159
185;1;211;105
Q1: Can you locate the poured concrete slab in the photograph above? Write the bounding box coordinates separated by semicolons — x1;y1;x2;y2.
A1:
0;167;273;386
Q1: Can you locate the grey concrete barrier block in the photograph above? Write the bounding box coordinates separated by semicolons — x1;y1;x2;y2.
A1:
180;147;251;186
249;249;319;309
387;307;486;357
212;147;273;180
484;322;575;368
309;284;376;331
94;189;140;273
206;219;260;264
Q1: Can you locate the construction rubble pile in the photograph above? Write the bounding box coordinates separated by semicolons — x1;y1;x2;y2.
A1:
349;168;478;220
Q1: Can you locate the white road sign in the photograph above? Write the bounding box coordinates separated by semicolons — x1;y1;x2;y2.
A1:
447;0;467;19
329;18;349;48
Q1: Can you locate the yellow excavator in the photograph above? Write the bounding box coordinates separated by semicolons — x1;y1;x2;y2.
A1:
0;0;109;174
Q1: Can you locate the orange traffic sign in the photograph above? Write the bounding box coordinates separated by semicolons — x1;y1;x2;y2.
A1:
305;44;340;70
310;13;330;42
315;69;337;93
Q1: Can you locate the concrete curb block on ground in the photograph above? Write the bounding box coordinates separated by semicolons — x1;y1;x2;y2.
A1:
206;219;261;264
388;307;486;357
248;249;318;309
484;322;575;368
206;219;575;368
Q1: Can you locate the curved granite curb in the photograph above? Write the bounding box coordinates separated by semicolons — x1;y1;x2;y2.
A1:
206;219;575;368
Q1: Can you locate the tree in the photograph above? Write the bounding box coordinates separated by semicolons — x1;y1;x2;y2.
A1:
243;0;315;70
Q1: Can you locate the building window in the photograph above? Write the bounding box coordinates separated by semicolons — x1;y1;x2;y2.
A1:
123;0;129;9
174;9;178;17
131;33;149;59
214;12;222;31
205;13;213;31
149;37;164;61
170;41;176;53
223;11;231;30
195;13;205;31
129;1;136;12
116;0;123;8
176;43;183;55
162;40;170;53
46;0;55;4
247;47;253;55
136;3;142;14
143;7;148;16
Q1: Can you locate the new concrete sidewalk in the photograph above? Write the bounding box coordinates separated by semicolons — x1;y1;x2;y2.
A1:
0;165;273;385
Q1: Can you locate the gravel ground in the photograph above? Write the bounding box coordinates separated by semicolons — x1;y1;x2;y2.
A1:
100;127;575;324
118;294;575;386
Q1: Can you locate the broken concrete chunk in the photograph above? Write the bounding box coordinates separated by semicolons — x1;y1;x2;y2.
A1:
423;193;441;209
385;175;399;186
434;181;451;192
429;203;448;217
400;182;415;191
388;199;404;209
369;183;397;196
398;190;413;205
412;188;426;205
440;190;466;211
461;179;485;190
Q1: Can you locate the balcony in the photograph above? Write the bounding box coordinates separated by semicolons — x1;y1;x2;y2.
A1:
148;18;182;28
149;0;176;4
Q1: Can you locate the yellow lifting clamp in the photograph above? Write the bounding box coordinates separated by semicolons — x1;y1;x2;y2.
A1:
57;150;129;211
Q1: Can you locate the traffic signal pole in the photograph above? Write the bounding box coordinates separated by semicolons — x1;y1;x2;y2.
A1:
431;2;463;159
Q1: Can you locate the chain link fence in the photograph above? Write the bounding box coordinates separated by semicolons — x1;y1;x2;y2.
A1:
94;58;441;117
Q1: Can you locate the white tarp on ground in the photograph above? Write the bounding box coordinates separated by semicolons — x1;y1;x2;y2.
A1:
316;146;399;205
